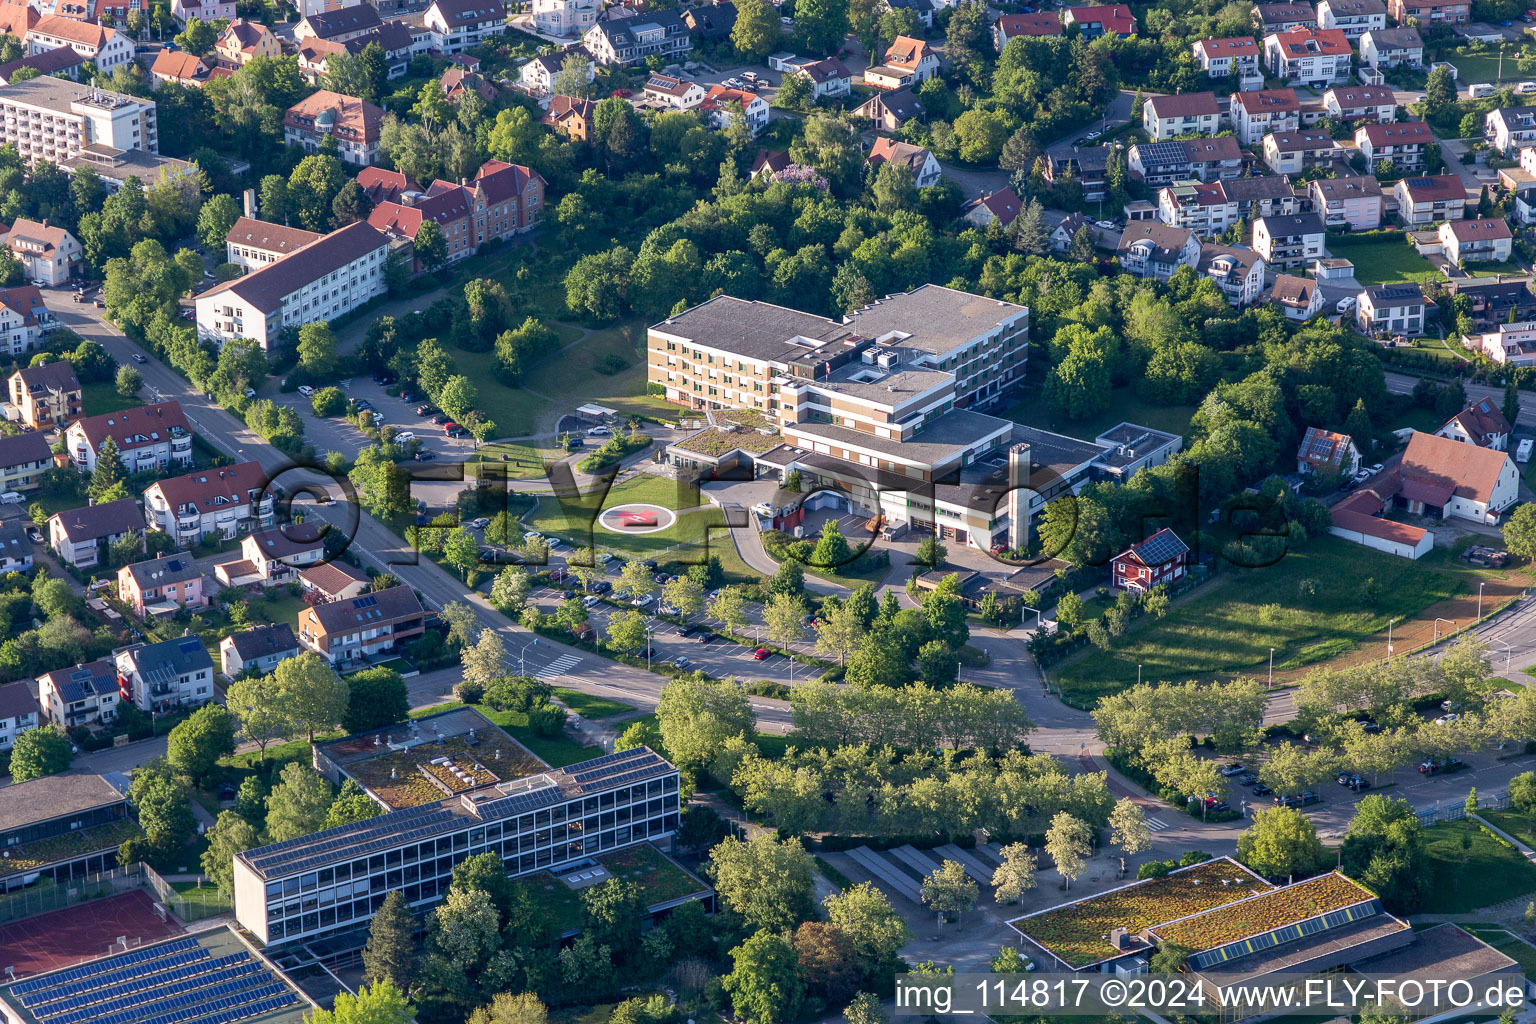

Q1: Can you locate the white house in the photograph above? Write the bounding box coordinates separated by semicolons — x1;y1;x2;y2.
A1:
519;50;593;96
1439;217;1513;265
1264;27;1352;85
1392;174;1467;226
26;16;134;72
1485;107;1536;155
1116;222;1201;279
1393;430;1518;525
423;0;506;54
5;219;81;287
66;402;194;475
1309;176;1383;230
1142;92;1221;141
1355;121;1436;172
642;73;705;108
142;462;275;548
214;523;326;587
114;636;216;714
36;659;119;730
792;57;853;100
1193;37;1262;78
1358;27;1422;67
1252;212;1325;268
1461;321;1536;366
700;85;768;134
1231;88;1302;145
48;498;144;570
1296;425;1361;476
220;623;300;678
531;0;597;36
1271;273;1326;319
1357;282;1426;335
866;137;941;187
0;681;38;752
1316;0;1386;37
1436;397;1511;450
1323;85;1397;122
1159;181;1238;237
1199;244;1267;306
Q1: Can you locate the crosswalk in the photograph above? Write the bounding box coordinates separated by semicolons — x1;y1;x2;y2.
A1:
534;654;582;680
1144;816;1173;832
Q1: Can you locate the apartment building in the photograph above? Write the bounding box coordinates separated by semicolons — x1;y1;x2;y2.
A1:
142;461;275;547
1446;276;1536;327
36;659;118;729
1264;28;1351;85
1061;4;1136;36
1193;37;1261;78
224;217;321;272
1440;217;1513;264
582;11;691;66
423;0;507;54
0;76;159;175
0;286;58;357
1392;174;1467;226
1485;107;1536;155
214;523;325;587
1463;321;1536;365
1231;88;1302;145
1042;145;1109;199
47;498;143;569
220;623;300;678
994;11;1061;47
298;585;426;667
1253;212;1326;268
1323;84;1396;122
1222;176;1300;220
1158;181;1238;237
1198;244;1267;306
1142;92;1221;142
1309;175;1383;230
195;222;389;352
1117;222;1202;278
700;85;769;133
532;0;598;36
295;4;381;43
1356;282;1426;335
0;431;51;495
218;20;281;64
65;401;194;474
1359;27;1422;67
1315;0;1385;37
1262;128;1338;174
1127;137;1244;185
233;744;682;947
1387;0;1467;21
366;160;545;269
27;16;134;71
282;90;384;165
1254;1;1318;31
115;635;215;713
1356;121;1435;171
117;553;207;617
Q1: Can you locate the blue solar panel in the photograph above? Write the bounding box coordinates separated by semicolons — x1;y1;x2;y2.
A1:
44;959;266;1024
14;939;200;999
28;951;220;1013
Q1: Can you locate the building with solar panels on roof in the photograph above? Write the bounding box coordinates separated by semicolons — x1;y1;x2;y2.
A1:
112;637;214;715
231;744;685;948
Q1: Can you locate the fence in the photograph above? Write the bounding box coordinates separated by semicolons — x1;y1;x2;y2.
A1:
141;864;231;923
0;865;142;926
1416;790;1510;827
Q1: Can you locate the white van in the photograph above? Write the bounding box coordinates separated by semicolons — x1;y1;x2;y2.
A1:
1469;83;1497;98
395;431;415;443
1518;81;1536;94
1518;438;1533;463
0;492;25;505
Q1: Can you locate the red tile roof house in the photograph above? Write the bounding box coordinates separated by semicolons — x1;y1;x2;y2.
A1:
1329;487;1434;559
1436;397;1511;450
117;553;207;618
1062;3;1136;37
298;560;370;602
963;188;1022;228
1383;430;1520;524
142;461;274;548
367;160;546;269
1296;425;1361;477
215;523;326;587
297;585;426;667
65;401;194;475
1110;528;1190;591
994;12;1061;48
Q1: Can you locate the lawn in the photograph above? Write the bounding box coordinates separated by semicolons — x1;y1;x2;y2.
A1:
1419;818;1536;914
1448;51;1508;84
1464;258;1526;277
552;687;635;719
409;700;603;767
171;880;231;914
467;442;565;481
81;381;142;417
1052;537;1475;703
1000;385;1198;441
249;591;308;629
1325;236;1441;287
1478;809;1536;847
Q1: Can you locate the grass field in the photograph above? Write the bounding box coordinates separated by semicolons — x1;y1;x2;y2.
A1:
81;381;142;417
552;687;634;719
1420;818;1536;914
1000;385;1198;441
1052;537;1477;702
1326;237;1442;286
1448;51;1508;84
171;880;231;914
1464;258;1525;277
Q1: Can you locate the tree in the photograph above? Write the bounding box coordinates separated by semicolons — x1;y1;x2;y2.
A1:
619;559;658;600
616;718;664;753
331;180;371;228
201;810;258;897
326;779;382;828
166;704;236;785
196;192;240;251
1237;805;1326;880
1011;198;1049;256
308;979;414;1024
432;885;501;971
1045;812;1092;889
415;220;447;271
733;0;780;60
297;322;339;378
1425;64;1457;112
1466;785;1479;815
1504;502;1536;560
1108;798;1152;876
824;882;911;986
173;15;216;54
115;364;142;397
90;435;126;502
1341;794;1429;913
657;676;753;772
920;860;978;924
265;762;334;842
661;574;705;620
815;599;867;667
582;877;644;953
771;559;805;597
461;630;507;693
128;763;196;854
724;930;805;1024
709;833;817;931
795;0;850;55
9;725;73;782
953;107;1009;163
710;587;752;634
1505;381;1522;430
274;652;348;741
792;921;860;1006
491;565;532;614
344;667;409;733
843;993;888;1024
287;154;347;232
605;608;649;654
1512;771;1536;814
468;993;549;1024
812;520;853;569
764;592;808;651
990;842;1037;904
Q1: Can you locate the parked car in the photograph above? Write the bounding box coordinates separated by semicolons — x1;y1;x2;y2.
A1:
674;656;692;669
638;646;656;660
1250;782;1273;796
416;404;435;416
468;517;490;529
752;648;770;660
1441;756;1468;774
1219;763;1247;777
631;594;654;608
583;595;601;608
414;450;436;461
590;580;612;594
681;623;701;637
586;425;611;436
354;399;373;411
1418;758;1442;774
698;632;716;643
1236;771;1258;785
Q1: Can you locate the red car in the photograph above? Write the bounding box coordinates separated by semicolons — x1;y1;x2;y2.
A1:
752;648;769;661
616;510;658;527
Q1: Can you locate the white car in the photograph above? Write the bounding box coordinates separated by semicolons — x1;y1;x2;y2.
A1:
595;552;613;563
298;385;315;397
1434;713;1460;726
632;593;655;607
674;656;692;669
583;595;601;608
468;517;490;529
395;431;415;442
546;537;563;549
586;426;611;437
1335;296;1356;313
243;388;256;399
525;531;543;540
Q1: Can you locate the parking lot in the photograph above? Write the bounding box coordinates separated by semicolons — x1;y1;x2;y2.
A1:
263;376;480;462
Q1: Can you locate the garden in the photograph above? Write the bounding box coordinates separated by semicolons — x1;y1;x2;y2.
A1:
1325;233;1442;287
1152;873;1376;951
1419;817;1536;914
335;731;544;809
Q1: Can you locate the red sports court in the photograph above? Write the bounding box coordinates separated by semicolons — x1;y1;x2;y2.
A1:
0;890;183;979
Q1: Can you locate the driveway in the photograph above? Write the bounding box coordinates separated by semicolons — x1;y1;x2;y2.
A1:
1043;87;1138;160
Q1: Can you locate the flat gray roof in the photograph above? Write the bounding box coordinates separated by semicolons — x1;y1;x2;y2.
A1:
843;284;1027;357
0;76;145;116
652;295;848;362
789;407;1013;464
0;773;125;833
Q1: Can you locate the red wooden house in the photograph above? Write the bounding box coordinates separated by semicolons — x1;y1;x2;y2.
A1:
1111;528;1190;591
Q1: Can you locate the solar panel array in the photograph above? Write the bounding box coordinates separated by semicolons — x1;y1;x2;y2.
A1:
1130;529;1189;568
13;938;299;1024
1186;899;1382;971
242;804;459;878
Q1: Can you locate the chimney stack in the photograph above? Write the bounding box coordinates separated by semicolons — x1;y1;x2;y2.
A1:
243;187;257;218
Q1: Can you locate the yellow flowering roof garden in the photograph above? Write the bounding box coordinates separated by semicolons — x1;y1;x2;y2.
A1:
1153;872;1377;952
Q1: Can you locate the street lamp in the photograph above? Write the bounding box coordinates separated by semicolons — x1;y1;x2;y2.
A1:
1434;617;1454;642
1387;617;1398;661
1479;582;1487;621
1269;648;1274;689
1495;637;1513;672
517;638;538;675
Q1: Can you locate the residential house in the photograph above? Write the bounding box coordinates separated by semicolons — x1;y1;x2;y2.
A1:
65;401;194;474
294;5;382;44
1232;88;1302;145
1388;0;1468;22
1440;217;1513;264
1050;212;1092;254
47;498;143;569
220;623;300;678
866;137;942;187
0;682;37;751
224;218;321;272
0;431;52;495
1044;144;1110;198
1061;4;1136;37
543;94;597;139
171;0;236;25
1199;244;1268;306
1271;273;1326;319
297;585;427;667
1323;84;1397;122
1297;425;1361;476
26;17;133;72
963;189;1022;229
1127;137;1244;185
1392;174;1467;226
1390;429;1519;524
36;659;117;729
117;553;207;617
1262;128;1339;174
533;0;598;37
748;150;793;183
422;0;507;55
1309;175;1384;230
0;46;85;84
195;223;392;351
1253;1;1318;31
1264;27;1352;85
699;85;769;133
884;0;943;29
850;88;923;131
114;635;215;713
1142;92;1221;141
1359;27;1422;67
440;64;499;102
1316;0;1386;37
1116;222;1201;279
1356;281;1426;335
1158;181;1238;237
993;12;1062;48
0;0;36;40
282;90;385;165
864;35;940;90
1225;175;1300;219
582;11;691;66
298;560;370;602
365;160;545;270
0;521;34;574
150;50;208;88
1445;276;1536;326
214;523;326;587
792;57;853;100
1252;211;1326;267
0;286;56;357
1357;121;1436;171
1193;37;1262;78
8;359;80;432
643;73;705;108
1462;321;1536;365
142;462;274;547
1486;107;1536;154
683;2;736;41
1110;528;1189;592
217;20;280;64
6;219;81;287
356;167;417;206
1437;397;1511;450
519;50;592;97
